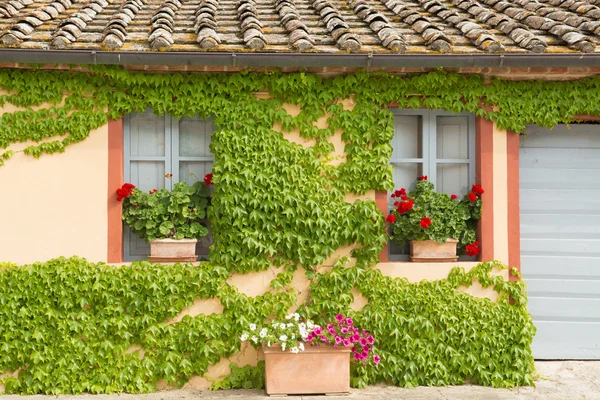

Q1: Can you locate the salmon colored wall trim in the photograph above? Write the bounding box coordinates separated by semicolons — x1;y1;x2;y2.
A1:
507;131;520;280
107;119;124;263
375;191;389;262
476;116;494;262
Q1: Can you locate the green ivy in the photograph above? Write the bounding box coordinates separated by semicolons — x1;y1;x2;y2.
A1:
0;67;543;394
0;257;534;394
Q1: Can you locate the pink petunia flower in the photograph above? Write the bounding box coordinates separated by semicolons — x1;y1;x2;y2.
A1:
374;355;381;364
343;339;351;347
335;314;344;321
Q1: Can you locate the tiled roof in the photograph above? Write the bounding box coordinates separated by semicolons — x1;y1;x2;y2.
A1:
1;0;600;55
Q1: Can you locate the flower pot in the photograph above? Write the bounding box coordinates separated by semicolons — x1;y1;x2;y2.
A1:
148;238;197;262
263;344;351;395
409;238;458;262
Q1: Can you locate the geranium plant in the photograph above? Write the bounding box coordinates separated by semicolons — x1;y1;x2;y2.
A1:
116;173;213;242
387;176;483;256
241;313;380;365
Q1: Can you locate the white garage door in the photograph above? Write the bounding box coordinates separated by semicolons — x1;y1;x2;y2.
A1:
520;124;600;359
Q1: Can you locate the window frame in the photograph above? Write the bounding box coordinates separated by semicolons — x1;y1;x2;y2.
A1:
122;111;215;261
388;109;477;261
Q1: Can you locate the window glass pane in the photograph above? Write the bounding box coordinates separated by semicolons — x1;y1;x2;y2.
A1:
179;161;214;184
391;163;423;199
436;163;469;195
436;116;468;160
130;161;165;192
129;110;166;157
392;116;422;159
179;117;214;157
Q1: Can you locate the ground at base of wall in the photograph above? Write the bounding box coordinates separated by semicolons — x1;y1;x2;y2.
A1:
1;362;599;400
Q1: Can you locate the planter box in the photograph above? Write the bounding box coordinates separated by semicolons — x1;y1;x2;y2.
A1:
148;238;197;262
263;344;351;395
409;239;458;262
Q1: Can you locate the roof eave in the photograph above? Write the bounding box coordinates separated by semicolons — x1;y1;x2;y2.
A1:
1;49;600;69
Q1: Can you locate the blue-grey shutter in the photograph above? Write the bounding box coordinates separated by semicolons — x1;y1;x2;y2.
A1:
124;110;170;260
123;112;214;261
434;114;475;196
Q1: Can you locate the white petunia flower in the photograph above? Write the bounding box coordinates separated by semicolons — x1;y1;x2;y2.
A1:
298;322;306;331
287;323;293;328
251;336;258;344
293;313;300;322
300;331;308;339
285;314;292;320
298;343;305;351
267;341;271;347
291;346;299;354
279;334;288;341
291;334;296;340
249;323;257;331
259;328;268;338
240;333;249;341
306;321;314;329
281;343;286;351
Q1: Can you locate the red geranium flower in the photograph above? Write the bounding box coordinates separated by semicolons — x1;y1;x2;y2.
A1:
386;214;396;223
204;173;213;186
467;193;477;202
393;201;400;207
391;188;407;198
471;184;484;197
396;199;414;214
165;173;173;178
116;183;136;201
149;189;158;194
420;217;431;229
451;194;457;200
466;241;480;256
400;195;408;201
418;175;428;181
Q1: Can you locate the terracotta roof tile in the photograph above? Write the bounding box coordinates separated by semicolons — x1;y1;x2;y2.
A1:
0;0;599;53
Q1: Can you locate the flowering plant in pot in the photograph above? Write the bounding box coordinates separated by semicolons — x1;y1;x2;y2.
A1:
116;173;213;262
240;313;379;395
386;176;483;261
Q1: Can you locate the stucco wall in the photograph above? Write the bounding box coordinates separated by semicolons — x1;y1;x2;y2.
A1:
0;99;109;264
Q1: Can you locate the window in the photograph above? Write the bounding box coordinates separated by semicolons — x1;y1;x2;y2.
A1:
389;109;476;259
123;109;215;261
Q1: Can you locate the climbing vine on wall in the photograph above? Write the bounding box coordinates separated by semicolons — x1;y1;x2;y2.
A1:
2;68;600;264
0;257;534;394
0;67;547;393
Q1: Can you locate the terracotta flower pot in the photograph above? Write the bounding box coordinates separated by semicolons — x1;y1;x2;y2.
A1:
409;238;458;262
263;344;351;395
148;238;197;262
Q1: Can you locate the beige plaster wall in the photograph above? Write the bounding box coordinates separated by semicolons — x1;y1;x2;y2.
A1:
492;122;509;265
0;100;109;264
0;92;515;392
